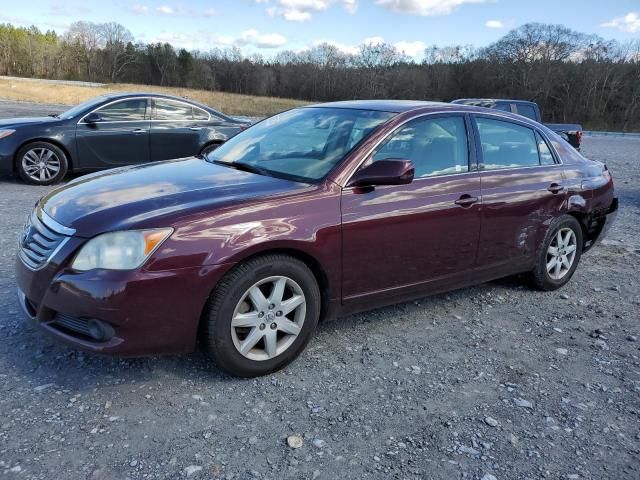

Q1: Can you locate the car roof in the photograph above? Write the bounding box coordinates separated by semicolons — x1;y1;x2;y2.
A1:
99;92;233;119
453;98;536;105
303;99;542;124
305;100;451;113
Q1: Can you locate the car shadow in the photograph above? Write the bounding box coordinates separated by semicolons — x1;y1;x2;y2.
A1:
4;274;528;393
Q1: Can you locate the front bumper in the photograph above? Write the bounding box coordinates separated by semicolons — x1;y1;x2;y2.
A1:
16;257;234;356
0;153;13;177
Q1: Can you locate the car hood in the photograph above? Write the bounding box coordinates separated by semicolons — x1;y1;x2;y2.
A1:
0;117;58;128
40;157;308;237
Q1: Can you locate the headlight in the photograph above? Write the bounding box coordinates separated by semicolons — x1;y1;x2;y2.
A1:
0;129;15;139
71;228;173;271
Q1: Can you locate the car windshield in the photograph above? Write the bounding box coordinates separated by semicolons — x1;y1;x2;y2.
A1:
207;107;395;182
59;96;111;119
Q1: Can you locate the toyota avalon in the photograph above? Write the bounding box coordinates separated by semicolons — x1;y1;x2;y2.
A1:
16;101;618;377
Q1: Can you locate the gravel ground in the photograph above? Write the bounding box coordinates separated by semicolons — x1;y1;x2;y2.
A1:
0;99;69;119
0;102;639;480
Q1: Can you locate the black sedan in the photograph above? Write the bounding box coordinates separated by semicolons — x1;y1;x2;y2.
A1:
0;93;250;185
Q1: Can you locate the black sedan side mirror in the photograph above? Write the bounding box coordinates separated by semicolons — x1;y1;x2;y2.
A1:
347;159;415;188
84;112;103;124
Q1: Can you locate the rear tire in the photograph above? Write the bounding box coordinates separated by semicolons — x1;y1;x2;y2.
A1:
202;254;321;377
16;141;69;185
530;215;583;291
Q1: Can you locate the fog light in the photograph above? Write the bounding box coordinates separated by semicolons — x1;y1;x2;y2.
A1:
87;319;115;342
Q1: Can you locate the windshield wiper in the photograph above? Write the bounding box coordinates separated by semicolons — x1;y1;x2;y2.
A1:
48;114;59;118
212;160;270;177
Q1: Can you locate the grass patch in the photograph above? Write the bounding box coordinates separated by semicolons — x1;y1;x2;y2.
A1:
0;78;309;117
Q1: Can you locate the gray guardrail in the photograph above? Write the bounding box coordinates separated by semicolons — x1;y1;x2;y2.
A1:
584;130;640;138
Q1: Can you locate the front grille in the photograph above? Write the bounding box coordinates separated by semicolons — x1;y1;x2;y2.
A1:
50;313;115;342
18;209;74;270
52;313;92;338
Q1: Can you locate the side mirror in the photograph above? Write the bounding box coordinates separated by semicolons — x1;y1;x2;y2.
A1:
347;159;415;188
84;112;102;124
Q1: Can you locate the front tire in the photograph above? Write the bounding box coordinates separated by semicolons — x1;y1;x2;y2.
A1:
202;254;321;377
530;215;583;291
16;141;69;185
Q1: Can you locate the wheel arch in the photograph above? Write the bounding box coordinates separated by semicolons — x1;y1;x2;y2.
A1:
199;139;225;155
198;246;332;341
13;138;74;173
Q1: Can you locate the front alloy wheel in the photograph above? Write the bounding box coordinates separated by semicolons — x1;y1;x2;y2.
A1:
16;141;69;185
203;254;321;377
231;276;306;361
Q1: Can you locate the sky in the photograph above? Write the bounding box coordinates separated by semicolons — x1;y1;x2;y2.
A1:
1;0;639;59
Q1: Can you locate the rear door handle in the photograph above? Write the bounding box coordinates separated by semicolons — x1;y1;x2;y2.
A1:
131;128;146;135
548;183;564;194
454;194;479;207
189;127;203;131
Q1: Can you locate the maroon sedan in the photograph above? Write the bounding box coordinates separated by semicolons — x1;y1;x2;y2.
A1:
16;101;617;377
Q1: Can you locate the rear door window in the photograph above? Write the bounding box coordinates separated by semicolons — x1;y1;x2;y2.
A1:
476;117;540;170
153;99;194;121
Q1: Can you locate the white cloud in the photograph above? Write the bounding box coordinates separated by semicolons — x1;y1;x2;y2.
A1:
130;4;149;14
342;0;358;14
204;8;217;17
236;29;287;48
150;31;194;47
149;29;287;50
313;37;425;59
485;19;503;28
376;0;488;16
394;40;426;58
313;39;360;55
364;36;385;46
156;5;175;15
261;0;357;22
602;12;640;33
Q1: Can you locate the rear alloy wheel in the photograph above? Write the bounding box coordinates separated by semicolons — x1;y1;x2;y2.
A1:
16;142;68;185
203;255;320;377
546;228;578;281
530;215;583;291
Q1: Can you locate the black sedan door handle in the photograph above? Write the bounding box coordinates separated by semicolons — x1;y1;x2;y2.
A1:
454;194;479;207
189;127;203;131
131;128;146;135
548;183;564;194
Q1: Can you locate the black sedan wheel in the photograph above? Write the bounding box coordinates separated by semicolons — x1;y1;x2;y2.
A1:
200;142;222;157
202;254;321;377
16;142;69;185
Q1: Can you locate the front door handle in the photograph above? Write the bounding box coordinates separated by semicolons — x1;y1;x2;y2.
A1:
454;194;479;207
548;183;564;194
189;126;203;131
131;128;146;135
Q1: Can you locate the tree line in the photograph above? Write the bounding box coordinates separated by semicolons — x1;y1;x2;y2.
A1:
1;21;639;130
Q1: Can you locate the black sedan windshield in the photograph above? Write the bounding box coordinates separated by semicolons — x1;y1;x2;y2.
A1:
60;96;110;119
207;107;395;182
